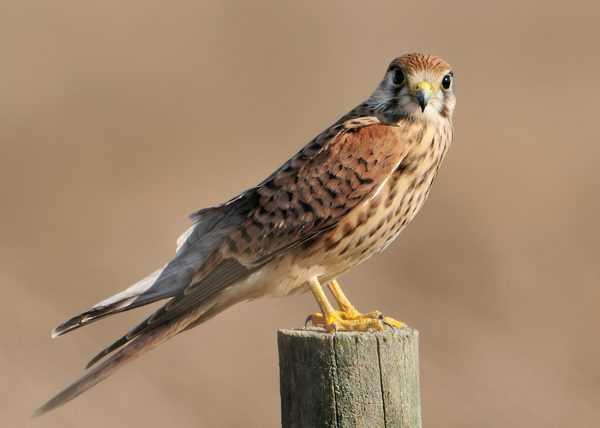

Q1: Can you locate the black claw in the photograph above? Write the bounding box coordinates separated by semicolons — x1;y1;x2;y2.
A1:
304;315;313;328
382;319;397;329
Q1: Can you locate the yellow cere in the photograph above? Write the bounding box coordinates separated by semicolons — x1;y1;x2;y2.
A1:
413;81;434;94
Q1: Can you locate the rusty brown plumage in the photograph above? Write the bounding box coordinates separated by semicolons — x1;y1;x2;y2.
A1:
36;53;456;416
226;117;408;264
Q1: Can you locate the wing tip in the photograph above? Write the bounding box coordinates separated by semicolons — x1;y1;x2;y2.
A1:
51;318;82;338
50;300;135;338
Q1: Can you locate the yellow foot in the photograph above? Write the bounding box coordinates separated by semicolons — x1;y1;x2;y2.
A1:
306;310;405;333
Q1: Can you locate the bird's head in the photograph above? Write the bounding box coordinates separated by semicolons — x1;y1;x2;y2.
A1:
370;53;456;123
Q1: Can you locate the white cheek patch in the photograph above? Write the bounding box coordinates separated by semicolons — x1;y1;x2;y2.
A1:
422;91;447;119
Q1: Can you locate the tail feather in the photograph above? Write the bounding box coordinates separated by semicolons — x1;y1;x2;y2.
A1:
34;306;201;418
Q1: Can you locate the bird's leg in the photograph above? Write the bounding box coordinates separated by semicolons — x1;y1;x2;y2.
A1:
327;279;373;318
306;278;399;332
306;278;339;332
327;279;406;329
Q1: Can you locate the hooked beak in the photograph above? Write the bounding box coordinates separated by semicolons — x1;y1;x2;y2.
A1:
413;81;434;112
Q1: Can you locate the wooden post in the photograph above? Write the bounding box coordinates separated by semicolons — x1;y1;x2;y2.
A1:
278;328;421;428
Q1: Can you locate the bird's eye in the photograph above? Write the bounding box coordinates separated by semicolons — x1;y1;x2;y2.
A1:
441;74;452;90
392;69;405;85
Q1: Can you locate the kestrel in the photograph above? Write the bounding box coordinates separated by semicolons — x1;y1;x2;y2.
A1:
35;53;456;416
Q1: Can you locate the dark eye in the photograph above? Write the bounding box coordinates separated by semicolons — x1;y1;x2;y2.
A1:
392;69;405;85
441;74;452;90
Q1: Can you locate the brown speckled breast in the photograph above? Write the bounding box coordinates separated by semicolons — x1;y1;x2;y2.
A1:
292;119;452;283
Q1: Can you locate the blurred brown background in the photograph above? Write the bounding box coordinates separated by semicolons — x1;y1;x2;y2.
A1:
1;1;599;427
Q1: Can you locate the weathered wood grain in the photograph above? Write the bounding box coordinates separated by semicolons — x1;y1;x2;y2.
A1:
278;327;421;428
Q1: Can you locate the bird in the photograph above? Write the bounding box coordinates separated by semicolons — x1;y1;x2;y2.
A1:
34;52;456;416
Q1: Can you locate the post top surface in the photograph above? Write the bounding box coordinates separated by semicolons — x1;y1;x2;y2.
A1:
278;327;418;339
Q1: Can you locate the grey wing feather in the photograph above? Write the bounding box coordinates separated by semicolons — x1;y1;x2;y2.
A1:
85;257;252;368
52;189;258;338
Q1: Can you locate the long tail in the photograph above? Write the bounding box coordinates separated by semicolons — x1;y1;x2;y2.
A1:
36;192;260;415
33;305;204;418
